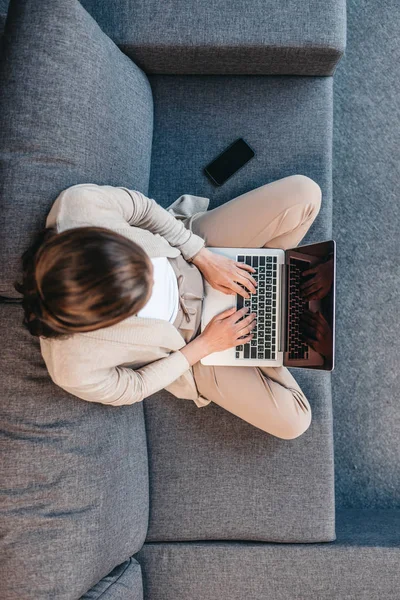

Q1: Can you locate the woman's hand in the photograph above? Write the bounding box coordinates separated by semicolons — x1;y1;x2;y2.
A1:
191;247;257;298
199;306;256;354
300;310;332;358
300;257;334;301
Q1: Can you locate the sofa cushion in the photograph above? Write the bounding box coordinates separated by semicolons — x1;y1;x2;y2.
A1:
0;0;153;297
141;74;335;543
82;558;143;600
136;510;400;600
0;305;149;600
80;0;346;76
143;373;334;543
150;75;333;240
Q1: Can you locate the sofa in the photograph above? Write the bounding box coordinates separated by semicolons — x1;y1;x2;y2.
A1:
1;0;399;598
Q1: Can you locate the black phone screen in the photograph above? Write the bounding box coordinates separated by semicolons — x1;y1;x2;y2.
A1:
204;138;255;186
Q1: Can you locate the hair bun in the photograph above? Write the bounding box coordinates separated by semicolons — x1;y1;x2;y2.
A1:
14;227;60;338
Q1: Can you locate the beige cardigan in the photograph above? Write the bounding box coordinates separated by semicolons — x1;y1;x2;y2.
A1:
40;183;212;408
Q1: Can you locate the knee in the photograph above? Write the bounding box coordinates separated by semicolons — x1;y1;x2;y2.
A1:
291;174;322;215
277;407;312;441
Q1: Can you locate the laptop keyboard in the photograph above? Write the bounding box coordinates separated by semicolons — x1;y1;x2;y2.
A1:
235;255;278;361
288;258;309;360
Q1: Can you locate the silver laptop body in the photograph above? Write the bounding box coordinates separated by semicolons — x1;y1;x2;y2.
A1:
200;241;336;370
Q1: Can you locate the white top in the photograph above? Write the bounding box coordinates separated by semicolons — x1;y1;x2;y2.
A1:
137;257;179;323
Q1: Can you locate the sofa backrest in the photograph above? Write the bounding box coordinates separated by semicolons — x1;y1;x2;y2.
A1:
80;0;346;76
0;0;152;597
0;0;153;298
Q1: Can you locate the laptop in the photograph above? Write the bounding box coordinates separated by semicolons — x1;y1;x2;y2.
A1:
201;240;336;371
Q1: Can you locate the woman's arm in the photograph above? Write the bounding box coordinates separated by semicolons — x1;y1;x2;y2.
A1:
121;187;205;261
57;350;193;406
48;183;205;262
51;307;256;406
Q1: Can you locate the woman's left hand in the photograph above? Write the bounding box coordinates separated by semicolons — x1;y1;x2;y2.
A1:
191;247;257;298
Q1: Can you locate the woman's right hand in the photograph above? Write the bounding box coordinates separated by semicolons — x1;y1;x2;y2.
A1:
200;306;257;354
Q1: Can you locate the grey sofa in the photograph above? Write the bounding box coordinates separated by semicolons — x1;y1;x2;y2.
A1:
0;0;399;599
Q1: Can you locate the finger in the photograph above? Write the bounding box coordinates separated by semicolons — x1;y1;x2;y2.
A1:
236;267;258;287
301;266;318;277
303;336;318;351
303;289;324;301
315;310;329;324
300;315;317;330
302;285;323;300
236;313;257;329
230;307;251;323
300;279;320;293
235;261;256;273
236;332;254;344
231;281;251;299
237;318;257;335
236;273;257;294
215;306;238;320
216;284;236;295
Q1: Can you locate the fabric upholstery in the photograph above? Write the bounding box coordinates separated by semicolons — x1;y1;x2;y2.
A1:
0;304;149;600
82;558;143;600
136;510;400;600
149;75;333;241
0;0;153;297
0;0;8;30
332;0;400;509
142;74;335;543
80;0;346;76
143;372;334;543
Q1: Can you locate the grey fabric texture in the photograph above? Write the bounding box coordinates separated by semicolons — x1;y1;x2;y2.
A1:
144;74;335;543
136;510;400;600
82;558;143;600
332;0;400;509
0;0;153;298
0;304;149;600
0;0;8;32
143;375;334;543
149;75;333;240
80;0;346;76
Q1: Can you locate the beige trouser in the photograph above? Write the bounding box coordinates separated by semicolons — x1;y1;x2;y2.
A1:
177;174;322;439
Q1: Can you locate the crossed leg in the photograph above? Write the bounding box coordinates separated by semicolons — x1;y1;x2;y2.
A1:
190;174;322;439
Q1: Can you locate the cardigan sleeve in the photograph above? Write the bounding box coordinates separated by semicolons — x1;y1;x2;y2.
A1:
47;183;205;261
121;187;205;261
56;350;191;406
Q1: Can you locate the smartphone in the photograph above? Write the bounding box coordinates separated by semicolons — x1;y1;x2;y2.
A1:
204;138;255;186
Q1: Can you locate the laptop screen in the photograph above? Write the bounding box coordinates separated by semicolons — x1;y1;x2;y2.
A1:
286;240;336;371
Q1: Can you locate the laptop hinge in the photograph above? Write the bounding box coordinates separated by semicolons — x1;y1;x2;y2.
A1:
278;263;288;353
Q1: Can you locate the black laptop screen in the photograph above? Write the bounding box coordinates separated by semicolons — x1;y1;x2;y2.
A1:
286;240;336;371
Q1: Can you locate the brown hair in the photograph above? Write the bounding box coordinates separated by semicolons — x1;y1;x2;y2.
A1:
14;226;152;338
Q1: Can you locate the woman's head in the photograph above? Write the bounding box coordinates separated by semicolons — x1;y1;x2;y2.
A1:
15;227;153;338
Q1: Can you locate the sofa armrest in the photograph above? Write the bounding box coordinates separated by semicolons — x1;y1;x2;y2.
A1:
81;0;346;76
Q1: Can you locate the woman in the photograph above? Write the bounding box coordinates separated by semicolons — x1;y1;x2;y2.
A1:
16;174;321;439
